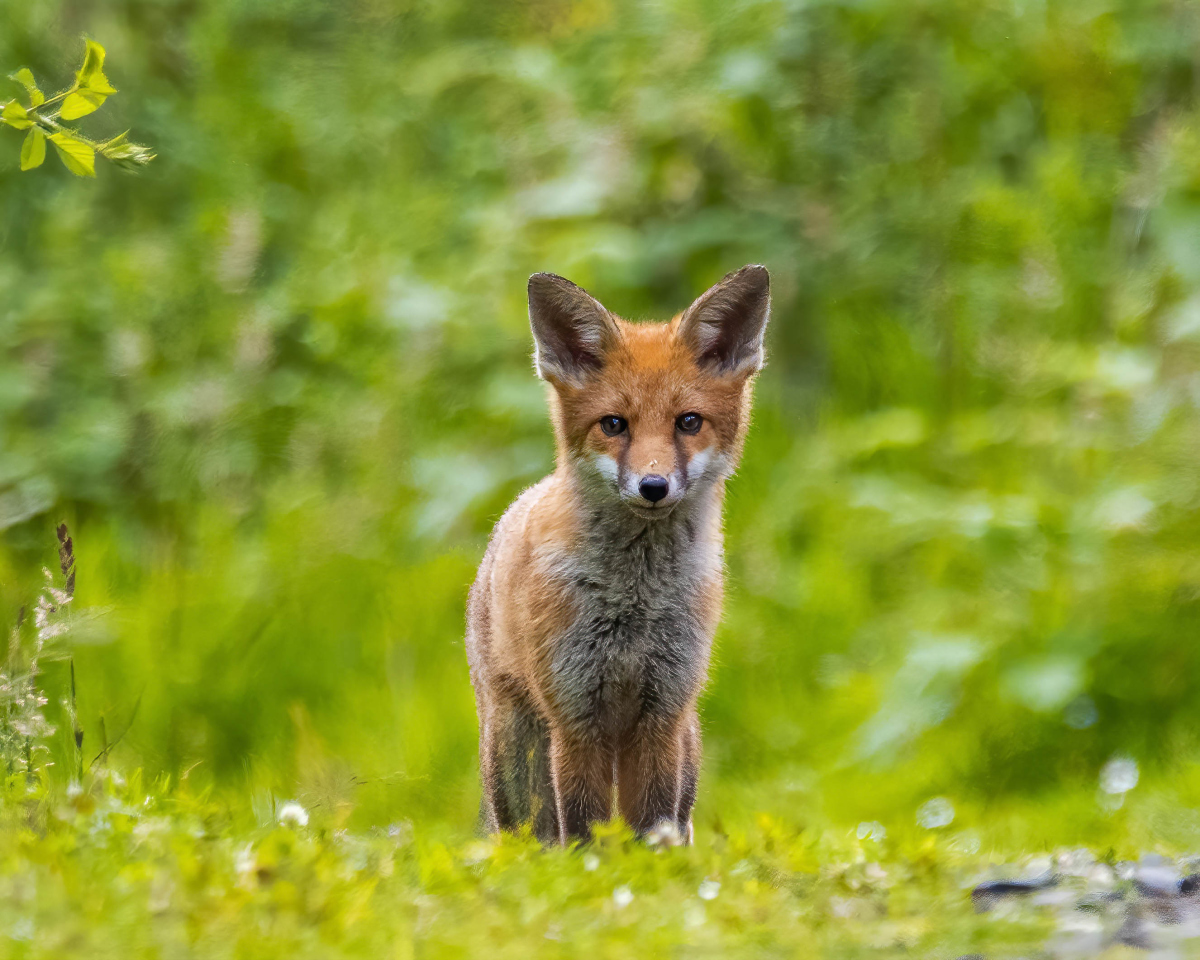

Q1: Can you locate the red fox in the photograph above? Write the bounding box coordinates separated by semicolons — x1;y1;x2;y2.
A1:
465;265;771;845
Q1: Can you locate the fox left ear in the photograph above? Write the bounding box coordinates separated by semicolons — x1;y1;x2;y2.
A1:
678;264;771;377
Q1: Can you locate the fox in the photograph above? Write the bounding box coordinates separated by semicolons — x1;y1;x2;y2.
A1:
465;264;771;845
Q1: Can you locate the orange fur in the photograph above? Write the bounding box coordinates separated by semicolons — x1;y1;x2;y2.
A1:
465;265;770;844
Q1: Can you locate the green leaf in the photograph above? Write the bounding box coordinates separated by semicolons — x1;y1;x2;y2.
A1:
60;89;106;120
20;128;45;170
98;131;156;169
12;68;44;106
61;40;118;119
49;132;95;177
1;99;32;130
76;39;116;94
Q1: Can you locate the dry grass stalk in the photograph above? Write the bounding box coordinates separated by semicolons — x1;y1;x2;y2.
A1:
0;522;77;778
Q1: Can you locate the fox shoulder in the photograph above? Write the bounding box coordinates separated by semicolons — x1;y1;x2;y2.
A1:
478;475;583;588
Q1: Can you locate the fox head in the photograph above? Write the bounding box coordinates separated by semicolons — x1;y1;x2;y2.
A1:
528;265;770;519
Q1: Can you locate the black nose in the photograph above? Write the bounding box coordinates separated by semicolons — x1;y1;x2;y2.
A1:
638;475;669;503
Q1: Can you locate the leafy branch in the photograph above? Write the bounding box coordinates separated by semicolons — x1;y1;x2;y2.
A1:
1;38;154;178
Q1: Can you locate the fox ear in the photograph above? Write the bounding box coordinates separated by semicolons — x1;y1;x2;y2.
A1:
678;264;771;377
528;273;620;385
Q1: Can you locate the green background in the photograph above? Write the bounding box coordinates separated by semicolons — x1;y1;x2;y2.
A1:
4;0;1200;842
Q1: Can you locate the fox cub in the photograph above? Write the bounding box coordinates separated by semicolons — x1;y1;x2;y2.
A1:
465;265;771;845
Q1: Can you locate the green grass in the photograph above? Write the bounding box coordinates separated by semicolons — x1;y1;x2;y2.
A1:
0;772;1064;960
7;767;1200;957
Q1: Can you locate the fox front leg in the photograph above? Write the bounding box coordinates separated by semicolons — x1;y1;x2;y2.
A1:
616;714;696;842
676;712;701;843
549;728;614;844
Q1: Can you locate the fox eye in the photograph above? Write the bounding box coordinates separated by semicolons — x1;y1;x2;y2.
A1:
676;412;703;434
599;416;627;436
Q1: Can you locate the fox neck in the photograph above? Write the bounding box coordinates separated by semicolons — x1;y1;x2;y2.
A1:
560;460;726;577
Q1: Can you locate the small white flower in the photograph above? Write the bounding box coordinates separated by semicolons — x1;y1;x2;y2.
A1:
461;841;493;865
857;820;886;841
387;821;413;844
234;844;256;879
277;800;309;827
698;880;720;900
612;884;634;908
1100;755;1139;795
916;797;955;829
583;853;600;872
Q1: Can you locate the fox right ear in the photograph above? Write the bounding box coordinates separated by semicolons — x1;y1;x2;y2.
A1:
528;273;620;386
678;265;771;377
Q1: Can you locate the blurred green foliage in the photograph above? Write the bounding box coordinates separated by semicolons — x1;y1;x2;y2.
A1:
3;0;1200;842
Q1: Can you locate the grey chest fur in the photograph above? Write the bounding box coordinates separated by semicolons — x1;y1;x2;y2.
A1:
546;508;720;740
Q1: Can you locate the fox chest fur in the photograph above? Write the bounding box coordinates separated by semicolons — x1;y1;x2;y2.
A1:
538;501;723;740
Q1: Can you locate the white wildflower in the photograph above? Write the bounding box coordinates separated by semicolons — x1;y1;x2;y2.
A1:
1100;755;1139;795
917;797;955;829
277;800;309;827
857;820;886;841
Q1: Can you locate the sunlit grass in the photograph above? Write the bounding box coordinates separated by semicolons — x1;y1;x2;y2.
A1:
1;750;1197;957
0;772;1067;959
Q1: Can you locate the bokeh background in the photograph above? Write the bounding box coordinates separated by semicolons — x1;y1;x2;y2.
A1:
4;0;1200;841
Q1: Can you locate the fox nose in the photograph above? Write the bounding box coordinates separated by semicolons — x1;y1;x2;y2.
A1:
638;475;669;503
